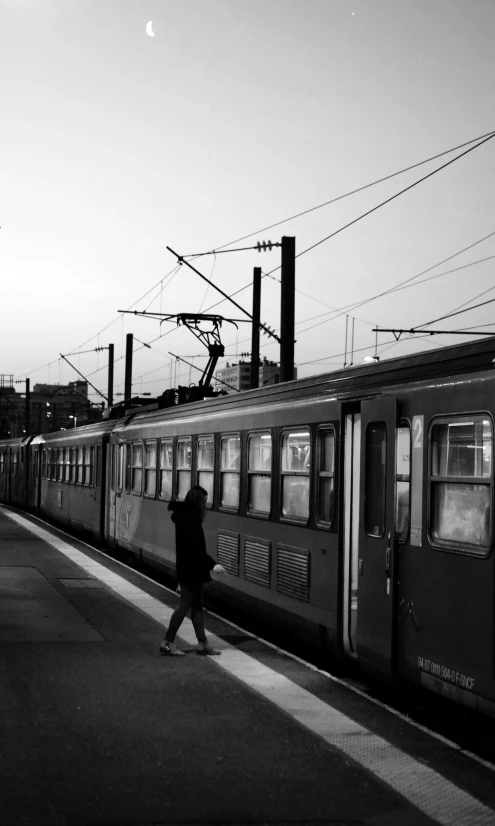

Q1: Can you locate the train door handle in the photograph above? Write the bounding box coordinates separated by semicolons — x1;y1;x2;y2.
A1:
385;531;391;576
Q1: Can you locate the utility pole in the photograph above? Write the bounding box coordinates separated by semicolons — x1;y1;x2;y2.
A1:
124;334;133;400
108;343;114;407
25;378;30;436
250;267;261;389
280;236;295;382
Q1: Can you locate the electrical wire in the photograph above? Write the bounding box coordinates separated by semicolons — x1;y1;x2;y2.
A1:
16;128;495;384
209;128;495;253
294;253;495;336
78;126;495;375
415;295;495;330
202;136;495;319
15;263;182;380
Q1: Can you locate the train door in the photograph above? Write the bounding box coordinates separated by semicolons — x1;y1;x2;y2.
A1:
108;441;125;544
107;442;117;542
31;446;40;510
342;410;361;657
357;397;397;678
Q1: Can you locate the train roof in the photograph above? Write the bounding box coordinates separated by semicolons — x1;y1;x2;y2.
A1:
0;435;33;450
117;335;495;429
30;419;116;445
4;337;495;446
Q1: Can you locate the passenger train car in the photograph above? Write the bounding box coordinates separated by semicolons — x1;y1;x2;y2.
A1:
1;336;495;716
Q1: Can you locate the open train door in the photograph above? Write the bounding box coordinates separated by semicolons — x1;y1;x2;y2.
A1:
357;396;397;679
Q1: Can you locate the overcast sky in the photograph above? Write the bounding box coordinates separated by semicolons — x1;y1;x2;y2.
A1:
1;0;494;404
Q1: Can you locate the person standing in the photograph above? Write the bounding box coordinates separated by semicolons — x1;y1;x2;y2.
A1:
159;485;226;656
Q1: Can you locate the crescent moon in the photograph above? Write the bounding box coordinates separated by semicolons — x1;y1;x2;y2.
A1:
146;21;155;37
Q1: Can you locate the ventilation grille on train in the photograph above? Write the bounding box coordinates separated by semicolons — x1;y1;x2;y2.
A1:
277;545;309;601
217;531;239;576
244;537;271;588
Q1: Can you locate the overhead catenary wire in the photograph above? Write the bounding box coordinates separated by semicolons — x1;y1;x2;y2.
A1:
16;128;495;388
19;127;495;382
294;254;495;337
208;127;495;254
202;133;495;319
197;245;495;358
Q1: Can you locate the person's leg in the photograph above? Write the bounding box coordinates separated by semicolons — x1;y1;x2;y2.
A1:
160;586;194;655
192;585;221;655
190;585;206;643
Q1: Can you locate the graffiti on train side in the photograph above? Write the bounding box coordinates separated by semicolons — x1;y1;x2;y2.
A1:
398;598;422;632
121;501;134;530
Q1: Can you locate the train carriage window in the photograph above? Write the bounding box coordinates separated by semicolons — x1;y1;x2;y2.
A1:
429;416;492;554
41;449;46;478
159;439;173;500
87;446;95;486
110;444;115;491
176;437;192;500
220;434;241;510
197;435;214;506
364;422;387;538
77;447;84;484
125;443;131;493
51;449;57;480
317;428;335;526
396;425;411;542
12;451;18;476
64;448;70;482
132;443;143;495
96;445;101;488
83;446;91;485
144;441;157;497
247;432;272;516
0;451;4;475
116;444;125;494
70;447;77;483
281;429;311;522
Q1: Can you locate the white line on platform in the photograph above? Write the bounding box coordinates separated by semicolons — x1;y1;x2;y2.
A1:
4;507;495;826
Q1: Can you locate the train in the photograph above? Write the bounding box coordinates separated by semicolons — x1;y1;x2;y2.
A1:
1;335;495;716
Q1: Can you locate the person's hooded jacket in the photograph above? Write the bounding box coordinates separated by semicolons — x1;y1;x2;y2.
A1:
168;500;216;587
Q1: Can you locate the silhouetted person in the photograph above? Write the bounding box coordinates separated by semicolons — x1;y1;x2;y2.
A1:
159;485;226;656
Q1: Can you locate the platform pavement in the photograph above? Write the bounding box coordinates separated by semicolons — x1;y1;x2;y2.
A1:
0;507;493;826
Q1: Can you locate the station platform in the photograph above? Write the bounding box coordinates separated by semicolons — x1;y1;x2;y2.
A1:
1;506;495;826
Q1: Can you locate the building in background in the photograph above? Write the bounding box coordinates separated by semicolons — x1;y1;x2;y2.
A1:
31;381;98;433
0;376;103;437
214;360;252;393
214;358;297;394
0;375;23;438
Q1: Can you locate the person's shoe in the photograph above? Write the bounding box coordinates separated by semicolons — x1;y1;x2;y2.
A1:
159;641;185;656
196;643;221;656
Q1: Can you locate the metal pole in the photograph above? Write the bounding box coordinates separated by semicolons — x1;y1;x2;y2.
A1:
344;315;348;368
251;266;261;389
124;334;133;400
25;378;30;436
108;343;114;407
280;236;295;382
